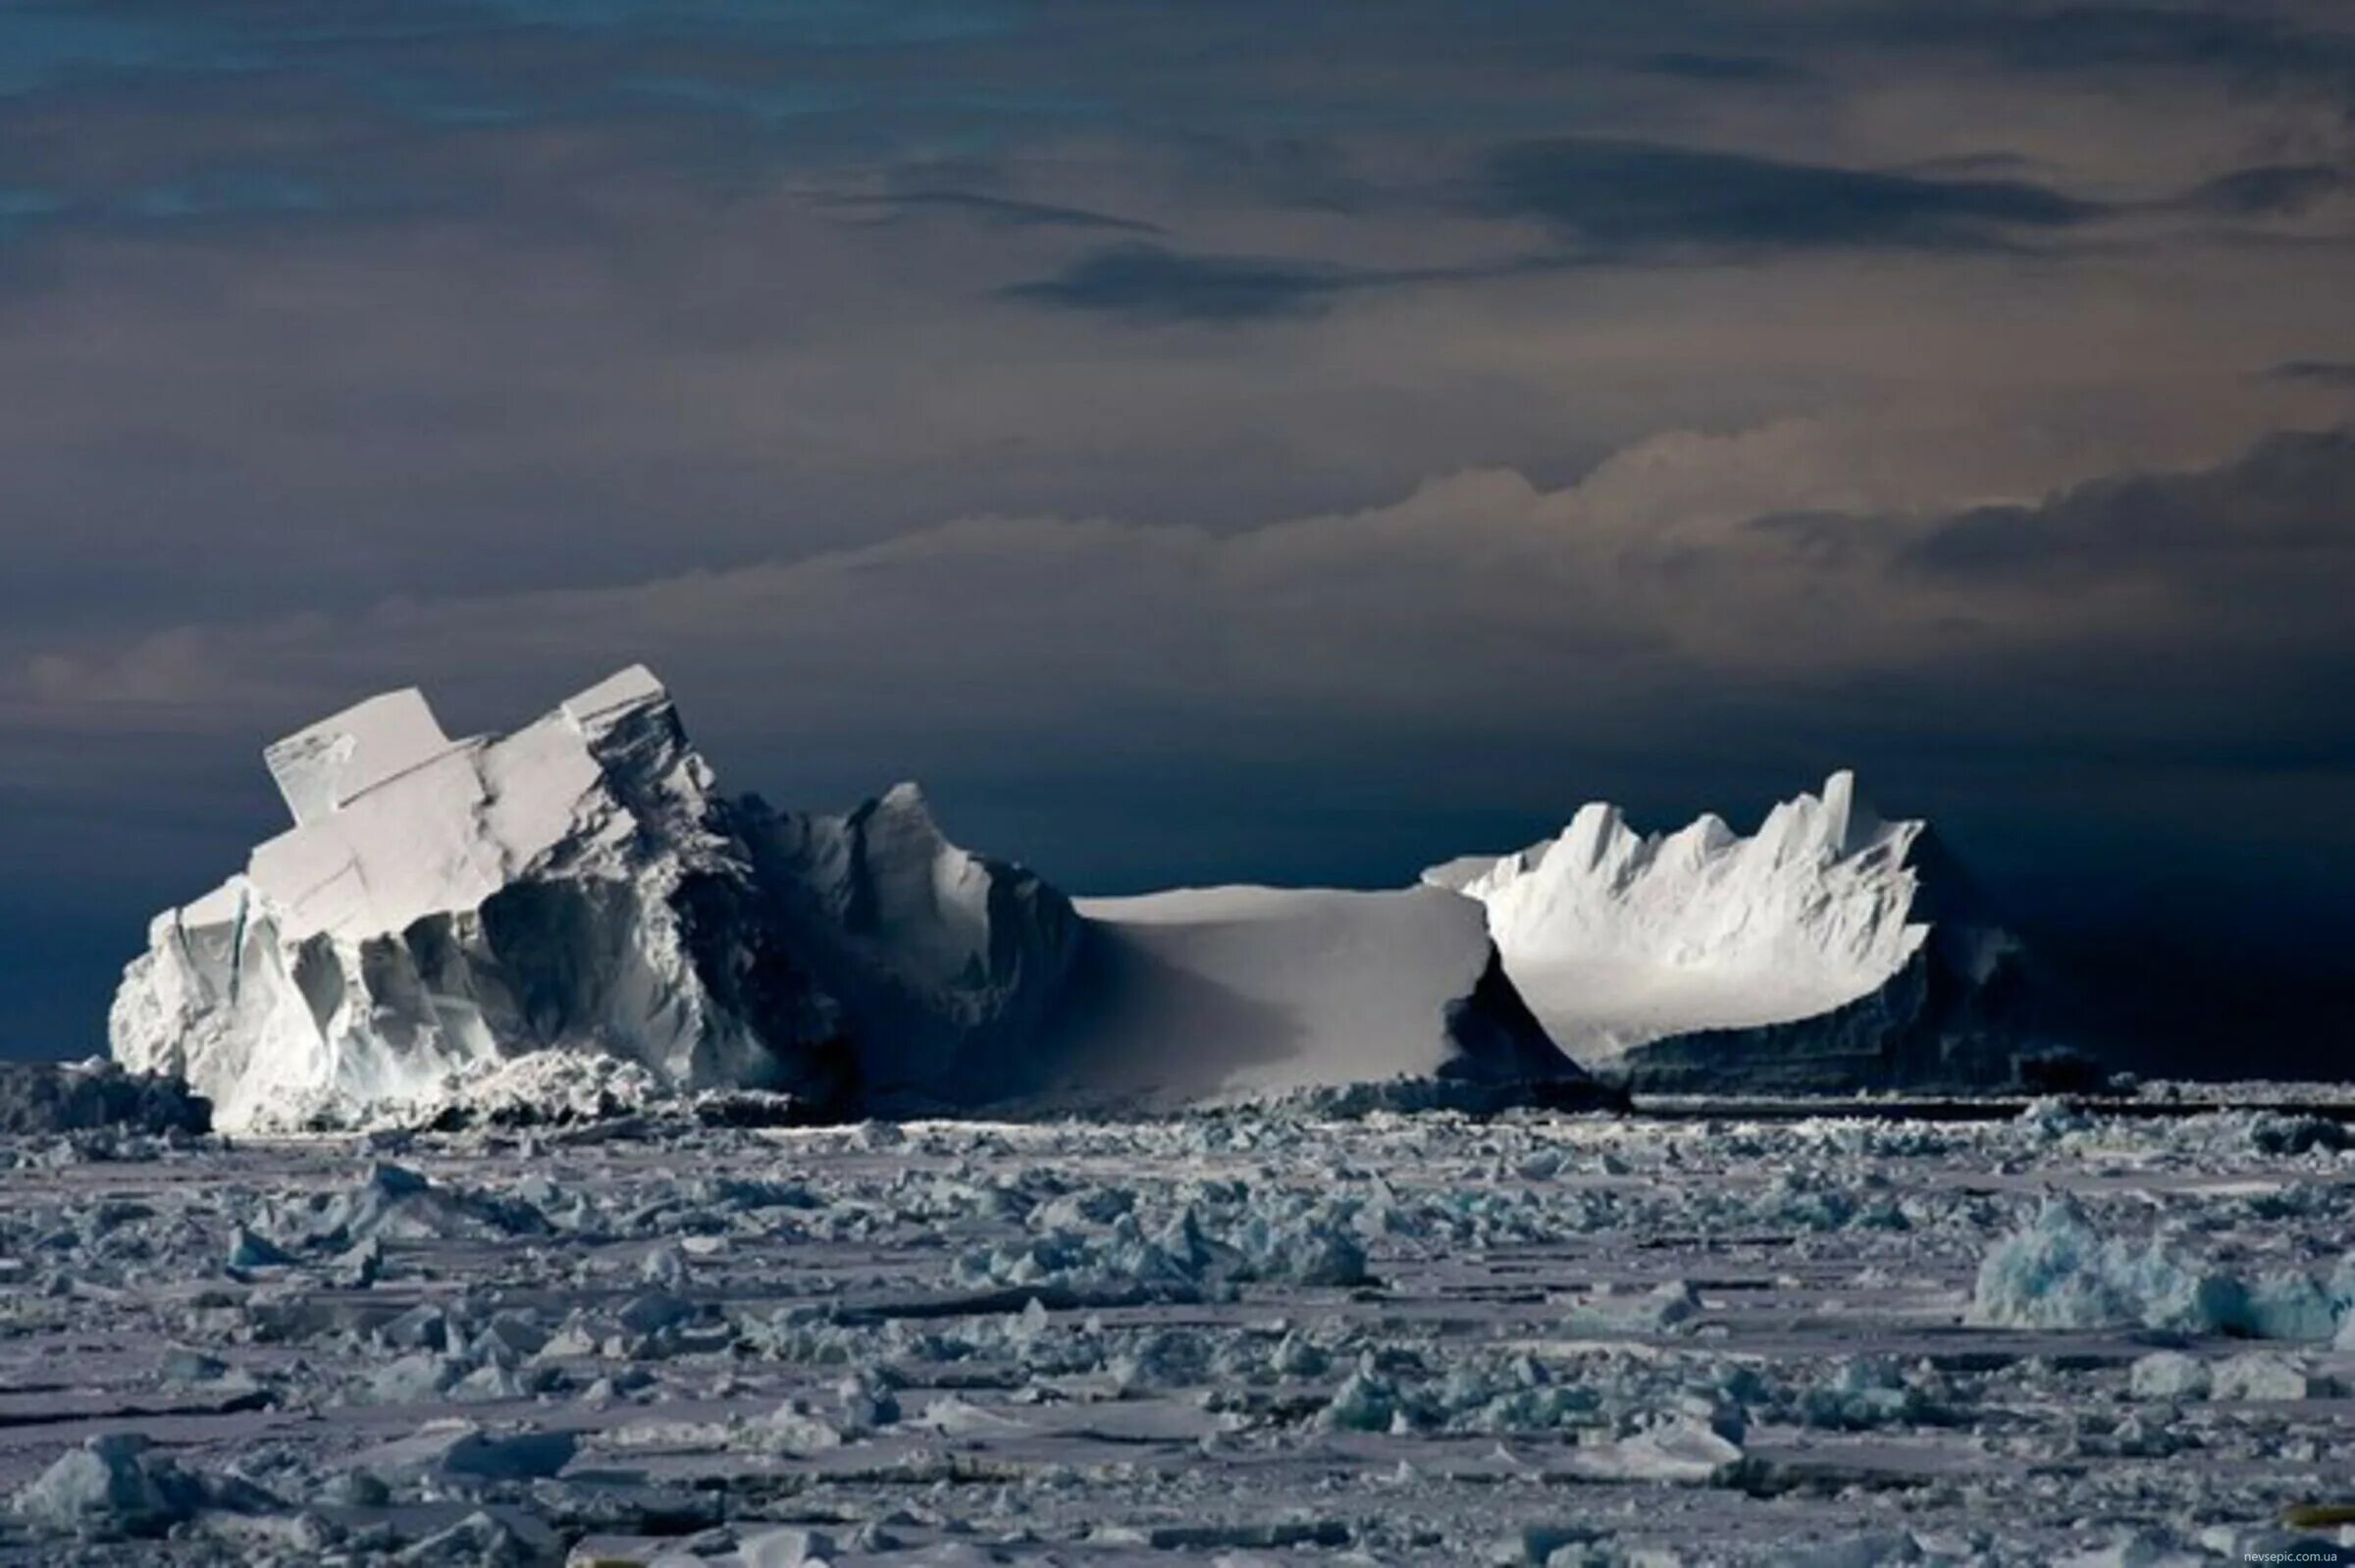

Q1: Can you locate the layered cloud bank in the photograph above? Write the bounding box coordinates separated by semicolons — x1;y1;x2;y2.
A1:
26;425;2352;745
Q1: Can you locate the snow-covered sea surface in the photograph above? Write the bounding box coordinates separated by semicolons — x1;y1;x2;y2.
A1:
9;1101;2355;1565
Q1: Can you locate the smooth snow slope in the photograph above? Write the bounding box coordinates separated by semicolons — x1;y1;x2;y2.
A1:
1046;884;1578;1110
1429;772;2024;1088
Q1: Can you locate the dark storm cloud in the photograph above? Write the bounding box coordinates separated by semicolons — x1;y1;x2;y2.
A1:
2269;359;2355;388
817;189;1165;235
1479;137;2098;253
1002;243;1352;322
1634;52;1809;85
1898;153;2043;179
0;162;376;244
1192;139;1382;217
1000;241;1593;324
466;0;1019;48
0;7;256;97
1903;427;2355;578
2181;163;2348;217
1873;4;2355;92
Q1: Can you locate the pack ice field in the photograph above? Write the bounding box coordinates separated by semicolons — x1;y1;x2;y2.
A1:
7;1098;2355;1566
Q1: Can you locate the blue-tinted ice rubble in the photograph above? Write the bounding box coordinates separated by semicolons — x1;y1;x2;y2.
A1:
9;1094;2355;1560
1426;770;2034;1090
112;667;1598;1129
1968;1194;2355;1337
0;1058;209;1135
10;1435;274;1540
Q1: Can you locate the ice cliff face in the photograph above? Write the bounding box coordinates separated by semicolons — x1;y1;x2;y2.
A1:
109;669;1094;1129
1427;771;2028;1090
729;782;1085;1112
111;669;855;1130
115;668;1590;1128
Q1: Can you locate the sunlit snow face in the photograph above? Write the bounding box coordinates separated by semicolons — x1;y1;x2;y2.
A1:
3;0;2354;1063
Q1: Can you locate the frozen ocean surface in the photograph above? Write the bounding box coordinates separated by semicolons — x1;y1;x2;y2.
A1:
7;1095;2355;1564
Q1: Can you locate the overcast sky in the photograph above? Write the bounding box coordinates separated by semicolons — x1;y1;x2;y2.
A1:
4;0;2353;1065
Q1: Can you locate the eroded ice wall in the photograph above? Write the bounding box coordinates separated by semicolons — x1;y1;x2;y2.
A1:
112;669;847;1129
1429;772;2028;1089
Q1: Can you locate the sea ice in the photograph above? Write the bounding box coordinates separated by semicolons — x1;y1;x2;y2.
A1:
1969;1195;2355;1338
3;1098;2354;1562
2127;1351;2210;1401
346;1421;578;1483
0;1059;210;1135
2209;1350;2325;1401
1970;1195;2249;1333
10;1435;268;1539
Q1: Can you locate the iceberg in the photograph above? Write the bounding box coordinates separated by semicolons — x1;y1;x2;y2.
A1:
108;668;1077;1129
1426;771;2030;1090
112;668;1596;1128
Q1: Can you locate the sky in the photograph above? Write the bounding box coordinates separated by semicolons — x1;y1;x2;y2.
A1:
3;0;2353;1070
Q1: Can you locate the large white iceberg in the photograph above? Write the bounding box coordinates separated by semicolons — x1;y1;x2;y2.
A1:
113;668;1595;1128
113;669;843;1129
1426;771;2028;1090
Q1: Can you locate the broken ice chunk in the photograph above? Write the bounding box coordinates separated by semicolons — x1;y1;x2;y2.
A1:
1565;1279;1701;1335
2210;1351;2326;1402
345;1419;577;1483
11;1434;274;1539
2128;1351;2211;1401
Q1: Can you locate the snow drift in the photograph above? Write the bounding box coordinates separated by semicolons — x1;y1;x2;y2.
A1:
113;668;1594;1128
1044;884;1577;1111
1427;771;2028;1090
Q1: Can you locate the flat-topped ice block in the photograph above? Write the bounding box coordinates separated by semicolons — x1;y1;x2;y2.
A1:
560;663;667;730
263;688;452;826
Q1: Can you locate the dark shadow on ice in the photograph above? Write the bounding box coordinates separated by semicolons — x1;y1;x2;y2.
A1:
1011;919;1314;1112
